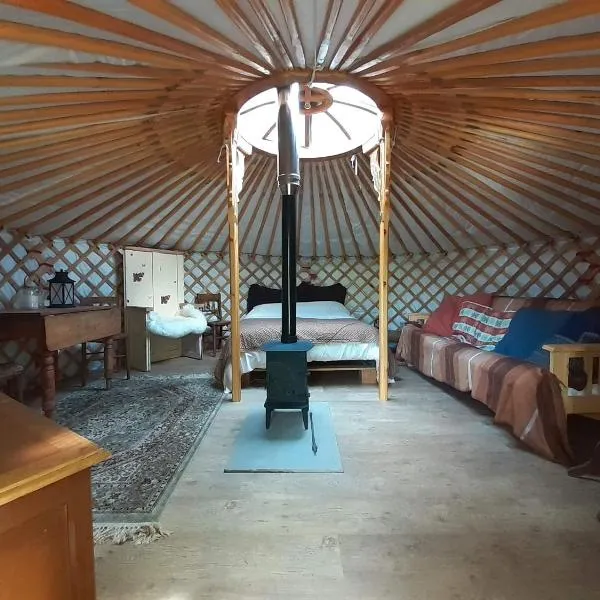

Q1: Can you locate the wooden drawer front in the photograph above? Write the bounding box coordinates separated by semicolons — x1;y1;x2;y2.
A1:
44;308;121;350
0;471;96;600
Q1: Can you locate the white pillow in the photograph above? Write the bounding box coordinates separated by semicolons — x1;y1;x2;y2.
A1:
245;301;351;320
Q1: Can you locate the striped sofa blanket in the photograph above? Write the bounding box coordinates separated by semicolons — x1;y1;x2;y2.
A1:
397;324;572;464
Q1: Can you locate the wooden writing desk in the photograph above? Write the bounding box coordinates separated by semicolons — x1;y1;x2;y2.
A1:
0;392;109;599
0;306;121;418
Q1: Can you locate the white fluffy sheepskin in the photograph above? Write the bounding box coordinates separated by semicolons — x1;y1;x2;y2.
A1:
146;304;208;338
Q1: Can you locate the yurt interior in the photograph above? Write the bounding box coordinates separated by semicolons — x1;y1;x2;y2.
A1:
1;1;600;598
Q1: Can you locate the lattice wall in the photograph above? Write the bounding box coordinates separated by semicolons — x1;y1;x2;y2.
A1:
186;236;600;330
2;227;598;383
0;228;120;378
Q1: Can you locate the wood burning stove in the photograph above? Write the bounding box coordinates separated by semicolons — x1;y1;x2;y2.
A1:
264;340;312;429
263;84;312;430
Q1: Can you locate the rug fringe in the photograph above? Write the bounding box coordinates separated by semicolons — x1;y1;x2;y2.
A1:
93;522;171;545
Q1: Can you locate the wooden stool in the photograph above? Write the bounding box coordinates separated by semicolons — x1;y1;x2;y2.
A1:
0;363;24;403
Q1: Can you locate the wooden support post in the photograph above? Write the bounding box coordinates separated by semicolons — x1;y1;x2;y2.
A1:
378;122;392;401
225;113;242;402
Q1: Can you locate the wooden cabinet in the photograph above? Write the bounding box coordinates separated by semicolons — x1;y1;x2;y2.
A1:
0;393;109;600
123;248;186;371
123;247;184;312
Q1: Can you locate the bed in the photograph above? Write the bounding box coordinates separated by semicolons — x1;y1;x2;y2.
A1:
215;291;379;392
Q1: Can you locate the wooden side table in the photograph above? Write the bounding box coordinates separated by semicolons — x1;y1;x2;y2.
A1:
0;392;109;599
207;320;230;356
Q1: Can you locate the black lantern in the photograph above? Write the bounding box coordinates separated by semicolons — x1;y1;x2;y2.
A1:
48;269;75;308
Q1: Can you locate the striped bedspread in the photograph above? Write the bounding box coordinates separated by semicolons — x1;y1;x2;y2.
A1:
398;324;572;464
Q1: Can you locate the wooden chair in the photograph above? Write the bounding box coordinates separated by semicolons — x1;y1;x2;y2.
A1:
195;293;230;356
0;363;24;403
80;296;130;386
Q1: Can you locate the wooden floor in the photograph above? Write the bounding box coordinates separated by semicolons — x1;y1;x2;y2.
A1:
94;359;600;600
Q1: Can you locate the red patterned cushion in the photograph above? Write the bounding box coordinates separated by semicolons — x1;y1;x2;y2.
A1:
452;301;515;350
423;293;492;337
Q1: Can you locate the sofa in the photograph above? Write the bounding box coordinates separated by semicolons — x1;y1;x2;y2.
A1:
398;295;600;464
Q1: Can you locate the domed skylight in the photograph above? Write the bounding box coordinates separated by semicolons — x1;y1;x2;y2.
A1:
237;83;381;159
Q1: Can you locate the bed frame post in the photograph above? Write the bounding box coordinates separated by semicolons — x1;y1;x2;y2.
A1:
378;120;392;401
225;112;242;402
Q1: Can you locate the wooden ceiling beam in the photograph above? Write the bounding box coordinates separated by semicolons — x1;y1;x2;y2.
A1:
402;96;600;121
327;0;378;70
408;56;600;80
0;123;152;172
48;165;179;239
1;122;197;193
388;177;443;254
407;103;600;135
396;146;522;246
278;0;305;68
0;74;173;90
0;89;207;108
128;0;270;75
394;152;493;248
332;156;377;256
4;153;165;230
96;168;197;242
400;107;600;157
249;175;278;256
406;126;596;234
403;1;600;66
1;133;151;193
452;146;600;220
337;0;406;71
134;173;208;247
170;164;229;250
248;0;294;69
1;146;174;224
0;99;202;123
323;161;360;257
351;0;501;73
398;105;600;172
394;176;460;252
0;106;198;137
2;0;264;78
353;153;407;252
238;157;276;250
398;33;600;77
309;163;317;257
403;140;554;241
0;120;136;152
318;162;346;258
28;61;206;80
0;20;202;69
215;0;277;69
313;163;332;257
393;86;600;103
238;156;277;249
316;0;343;67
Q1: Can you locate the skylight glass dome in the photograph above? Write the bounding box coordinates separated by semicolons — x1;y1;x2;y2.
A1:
237;83;381;159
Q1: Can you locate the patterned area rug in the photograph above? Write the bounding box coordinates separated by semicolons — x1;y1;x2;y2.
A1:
56;373;222;544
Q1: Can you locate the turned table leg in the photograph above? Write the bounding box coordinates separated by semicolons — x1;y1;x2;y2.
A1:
40;351;56;418
104;337;114;390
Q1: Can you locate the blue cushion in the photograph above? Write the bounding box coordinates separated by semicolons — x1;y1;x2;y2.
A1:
527;333;575;367
494;308;572;360
525;309;600;368
560;308;600;340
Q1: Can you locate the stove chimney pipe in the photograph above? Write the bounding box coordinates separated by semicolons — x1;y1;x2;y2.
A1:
276;84;300;344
